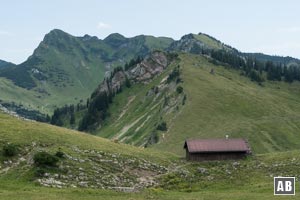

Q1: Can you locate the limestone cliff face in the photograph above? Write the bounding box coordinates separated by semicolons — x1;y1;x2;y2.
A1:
95;51;171;95
98;71;127;94
128;51;169;83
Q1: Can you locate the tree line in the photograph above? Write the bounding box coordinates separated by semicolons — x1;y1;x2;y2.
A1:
205;48;300;84
50;103;86;127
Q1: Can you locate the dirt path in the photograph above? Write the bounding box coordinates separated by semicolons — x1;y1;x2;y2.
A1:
135;115;151;133
116;113;147;139
116;96;136;122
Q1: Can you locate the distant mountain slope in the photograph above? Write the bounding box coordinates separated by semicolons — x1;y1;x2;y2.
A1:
0;29;174;116
103;33;173;60
0;59;15;68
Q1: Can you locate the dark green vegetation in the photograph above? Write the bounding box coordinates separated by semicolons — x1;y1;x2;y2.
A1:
2;143;19;157
0;100;51;122
1;111;300;199
0;59;15;69
33;151;59;167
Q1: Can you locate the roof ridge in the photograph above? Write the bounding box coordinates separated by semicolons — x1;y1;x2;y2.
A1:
184;138;251;153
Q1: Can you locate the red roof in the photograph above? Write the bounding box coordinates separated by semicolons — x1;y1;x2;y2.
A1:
184;138;251;153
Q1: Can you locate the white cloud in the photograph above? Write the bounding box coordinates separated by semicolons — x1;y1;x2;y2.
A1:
97;22;111;29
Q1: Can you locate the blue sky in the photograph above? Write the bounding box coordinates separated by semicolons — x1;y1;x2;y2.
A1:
1;0;300;64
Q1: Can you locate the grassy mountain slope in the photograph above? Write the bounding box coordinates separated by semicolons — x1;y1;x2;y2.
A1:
0;111;175;192
155;54;300;154
96;58;183;147
0;30;173;115
92;53;300;155
0;78;45;111
192;33;227;50
0;111;173;161
1;111;300;199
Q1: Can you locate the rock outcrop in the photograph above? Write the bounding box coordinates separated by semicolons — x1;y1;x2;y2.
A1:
95;51;171;95
128;51;169;83
98;71;127;94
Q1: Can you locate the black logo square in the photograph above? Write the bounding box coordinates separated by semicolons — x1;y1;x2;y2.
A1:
274;177;295;195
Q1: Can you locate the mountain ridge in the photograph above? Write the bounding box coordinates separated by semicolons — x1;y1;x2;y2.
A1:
0;29;173;118
1;28;300;121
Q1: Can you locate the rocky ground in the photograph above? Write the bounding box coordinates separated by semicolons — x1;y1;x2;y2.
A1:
0;142;170;192
2;140;300;193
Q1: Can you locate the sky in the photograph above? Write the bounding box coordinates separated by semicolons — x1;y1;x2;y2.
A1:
1;0;300;64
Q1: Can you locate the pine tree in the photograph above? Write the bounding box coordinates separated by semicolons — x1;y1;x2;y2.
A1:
86;98;90;108
125;76;131;88
70;113;75;124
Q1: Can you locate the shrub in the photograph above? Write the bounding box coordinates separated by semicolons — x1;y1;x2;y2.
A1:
167;68;180;83
125;76;131;88
176;86;183;94
182;94;187;105
154;86;159;94
249;69;265;83
34;168;46;177
147;131;159;146
176;77;182;84
3;143;19;157
55;151;65;158
157;122;167;131
33;152;59;167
